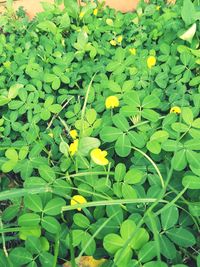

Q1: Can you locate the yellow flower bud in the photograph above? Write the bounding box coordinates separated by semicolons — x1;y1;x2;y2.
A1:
105;96;119;109
69;129;78;140
69;139;79;156
129;48;136;55
117;35;123;43
147;56;156;69
79;11;85;19
170;106;181;114
91;148;109;166
110;40;117;46
70;195;87;211
93;8;98;16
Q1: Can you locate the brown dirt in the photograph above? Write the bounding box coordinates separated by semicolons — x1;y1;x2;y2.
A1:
0;0;140;19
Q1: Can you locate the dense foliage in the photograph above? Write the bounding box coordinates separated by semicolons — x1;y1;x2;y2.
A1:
0;0;200;266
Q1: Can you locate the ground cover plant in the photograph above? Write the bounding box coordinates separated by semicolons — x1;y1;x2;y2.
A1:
0;0;200;266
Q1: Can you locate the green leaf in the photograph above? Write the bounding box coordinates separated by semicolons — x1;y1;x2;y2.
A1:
184;139;200;150
182;175;200;189
120;219;136;240
143;261;168;267
38;165;56;182
114;163;126;182
48;104;62;113
181;0;196;25
181;107;193;125
142;109;160;122
1;160;17;173
5;148;18;161
112;114;130;132
37;21;57;34
161;205;179;230
79;137;100;156
189;76;200;86
122;183;137;199
9;248;32;266
18;213;40;227
73;213;90;228
86;108;97;125
130;228;149;250
162;140;183;152
128;131;145;148
114;247;132;266
41;216;61;234
8;83;23;99
103;233;124;254
59;141;69;157
186;150;200;169
142;95;160;108
123;91;140;107
115;134;131;157
159;235;176;259
147;140;161;154
166;228;196;248
107;80;121;92
100;127;123;142
25;236;42;255
155;72;168;88
43;197;65;215
171;122;189;132
124;168;143;184
24;195;43;212
81;232;96;255
138;241;157;263
60;13;70;28
150;130;169;143
172;150;187;171
0;95;10;106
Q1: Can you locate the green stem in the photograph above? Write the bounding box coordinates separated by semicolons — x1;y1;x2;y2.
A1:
52;235;60;267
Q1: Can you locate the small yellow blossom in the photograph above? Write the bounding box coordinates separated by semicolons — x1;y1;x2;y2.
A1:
79;256;106;267
106;18;114;26
110;40;117;46
3;61;11;68
117;35;123;43
93;8;98;16
91;148;109;166
48;132;54;138
129;48;136;55
170;106;181;114
79;11;85;19
69;139;79;156
105;96;119;109
69;129;78;139
156;6;161;10
70;195;87;211
147;56;156;69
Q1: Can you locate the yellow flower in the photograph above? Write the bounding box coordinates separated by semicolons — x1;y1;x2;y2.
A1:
70;195;87;211
147;56;156;69
117;35;123;43
3;61;11;68
170;106;181;114
93;8;98;16
105;96;119;109
91;148;109;166
106;18;114;26
69;129;78;139
79;256;106;267
48;132;54;138
129;48;136;55
156;6;161;10
69;139;79;156
79;11;85;19
110;40;117;46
